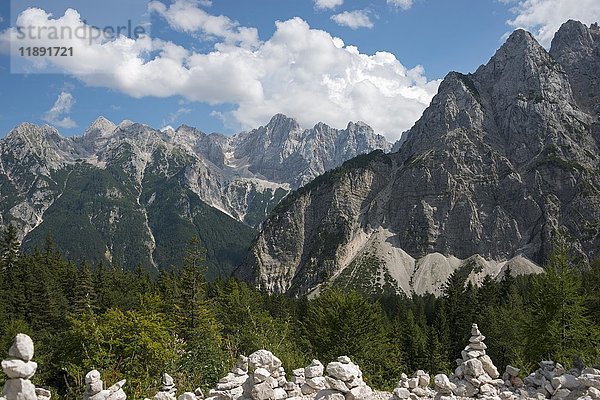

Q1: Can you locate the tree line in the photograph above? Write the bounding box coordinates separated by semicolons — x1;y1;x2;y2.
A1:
0;225;599;399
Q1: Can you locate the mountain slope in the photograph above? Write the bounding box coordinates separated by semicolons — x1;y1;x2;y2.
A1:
0;115;389;276
236;22;600;296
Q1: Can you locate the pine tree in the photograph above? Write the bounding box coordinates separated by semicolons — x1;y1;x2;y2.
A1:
525;244;600;365
72;262;97;313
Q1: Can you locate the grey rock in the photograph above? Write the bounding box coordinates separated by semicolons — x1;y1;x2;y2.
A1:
8;335;34;363
325;362;360;382
2;378;37;400
250;383;274;400
314;389;345;400
1;360;37;380
305;360;324;379
393;388;411;399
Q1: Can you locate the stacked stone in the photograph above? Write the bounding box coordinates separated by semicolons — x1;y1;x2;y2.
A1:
433;374;457;400
522;360;599;400
301;360;328;396
392;371;433;400
576;367;600;399
286;369;304;398
1;334;38;400
315;356;373;400
177;389;205;400
451;324;504;398
207;356;250;400
248;350;287;400
83;370;127;400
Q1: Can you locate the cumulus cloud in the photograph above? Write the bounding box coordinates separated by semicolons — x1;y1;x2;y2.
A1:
331;10;374;29
148;0;259;48
506;0;600;47
43;92;77;128
1;8;440;140
314;0;344;10
387;0;414;10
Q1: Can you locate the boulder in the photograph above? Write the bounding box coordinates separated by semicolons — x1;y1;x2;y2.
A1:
505;365;520;377
326;362;360;382
325;377;349;393
579;374;600;390
249;351;282;373
251;382;275;400
393;388;410;399
464;358;484;377
2;378;37;400
305;360;324;379
479;355;499;379
346;384;372;400
253;368;271;384
1;359;38;380
8;335;34;363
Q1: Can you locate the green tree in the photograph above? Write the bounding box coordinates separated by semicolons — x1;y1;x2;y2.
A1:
525;245;599;365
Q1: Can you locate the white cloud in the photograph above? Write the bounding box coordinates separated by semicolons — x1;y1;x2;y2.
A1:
43;92;77;128
148;0;259;48
0;16;4;23
331;10;374;29
1;9;440;141
163;106;191;126
387;0;414;10
314;0;344;10
506;0;600;47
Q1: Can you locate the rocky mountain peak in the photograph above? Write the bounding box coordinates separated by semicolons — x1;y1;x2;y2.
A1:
550;20;600;116
85;116;116;137
265;113;301;131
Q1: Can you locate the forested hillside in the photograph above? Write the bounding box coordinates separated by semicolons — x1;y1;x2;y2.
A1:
1;226;599;399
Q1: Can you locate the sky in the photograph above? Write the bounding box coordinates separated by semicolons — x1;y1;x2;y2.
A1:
0;0;599;141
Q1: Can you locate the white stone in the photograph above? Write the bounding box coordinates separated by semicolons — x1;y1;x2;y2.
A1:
479;355;499;379
407;378;419;389
393;388;410;399
272;388;286;400
178;393;196;400
471;324;481;336
326;362;360;382
588;387;600;399
325;377;349;393
253;369;271;384
217;374;249;390
291;369;304;377
434;374;454;393
248;351;282;373
337;356;351;364
1;360;37;379
305;360;324;379
346;384;372;400
8;335;34;363
86;370;102;384
305;377;328;391
579;374;600;390
3;378;37;400
464;358;484;377
417;373;430;387
251;382;274;400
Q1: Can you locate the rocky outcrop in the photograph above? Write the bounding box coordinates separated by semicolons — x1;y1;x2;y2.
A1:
237;21;600;297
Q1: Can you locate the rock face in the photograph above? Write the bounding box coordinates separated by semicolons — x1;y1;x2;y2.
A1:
0;114;388;278
237;21;600;297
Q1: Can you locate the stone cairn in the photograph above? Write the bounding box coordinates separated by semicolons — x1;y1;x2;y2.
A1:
517;360;600;400
392;370;434;400
316;356;373;400
1;334;39;400
301;360;326;396
83;370;127;400
450;323;504;398
206;349;290;400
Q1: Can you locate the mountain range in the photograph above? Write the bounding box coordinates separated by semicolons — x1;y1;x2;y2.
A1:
234;20;600;296
0;114;390;278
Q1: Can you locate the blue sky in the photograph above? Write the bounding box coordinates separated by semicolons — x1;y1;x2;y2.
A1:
0;0;598;141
